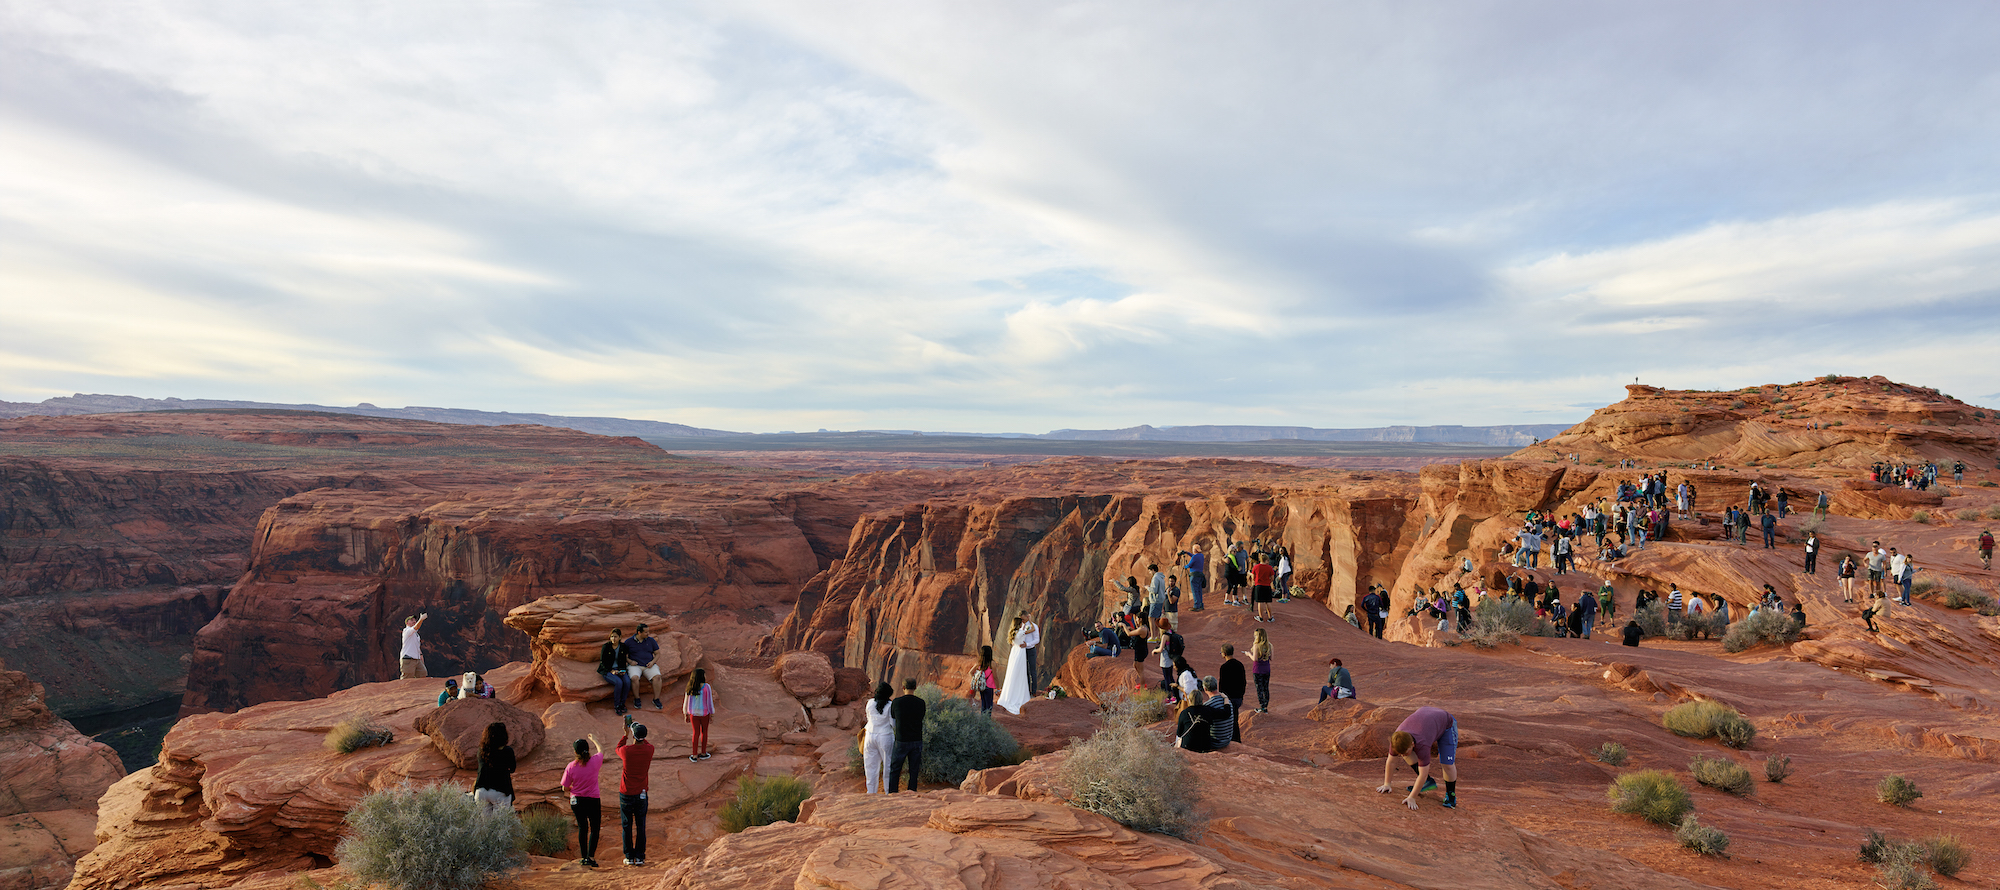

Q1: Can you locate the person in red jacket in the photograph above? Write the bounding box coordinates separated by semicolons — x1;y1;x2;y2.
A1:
615;718;655;866
1249;555;1278;623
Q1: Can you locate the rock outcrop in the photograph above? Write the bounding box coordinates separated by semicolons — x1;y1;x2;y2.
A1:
411;698;544;769
0;666;123;890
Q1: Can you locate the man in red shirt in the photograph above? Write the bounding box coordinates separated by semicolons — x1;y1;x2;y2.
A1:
1980;530;1994;570
615;720;655;866
1249;555;1278;623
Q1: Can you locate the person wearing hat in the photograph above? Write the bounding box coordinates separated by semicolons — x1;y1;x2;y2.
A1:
436;678;459;707
623;624;665;710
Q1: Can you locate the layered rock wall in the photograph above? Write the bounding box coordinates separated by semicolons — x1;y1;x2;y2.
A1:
0;666;123;890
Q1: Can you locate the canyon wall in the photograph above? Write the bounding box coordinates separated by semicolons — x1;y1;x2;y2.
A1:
0;664;123;890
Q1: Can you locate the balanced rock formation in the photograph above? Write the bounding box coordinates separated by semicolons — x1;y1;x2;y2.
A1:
0;666;124;890
411;697;544;769
503;595;697;703
771;651;835;709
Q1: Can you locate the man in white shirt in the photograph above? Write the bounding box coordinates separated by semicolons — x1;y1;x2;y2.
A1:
1018;615;1041;694
400;613;428;679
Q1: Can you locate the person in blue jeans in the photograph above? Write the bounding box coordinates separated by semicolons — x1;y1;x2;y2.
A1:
1182;545;1207;612
598;629;633;716
1575;591;1597;640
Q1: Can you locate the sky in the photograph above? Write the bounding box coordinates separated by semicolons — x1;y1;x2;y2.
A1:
4;1;2000;434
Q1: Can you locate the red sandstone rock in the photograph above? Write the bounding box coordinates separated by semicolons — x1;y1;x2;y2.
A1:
411;698;545;769
771;652;835;708
502;595;698;703
0;668;123;890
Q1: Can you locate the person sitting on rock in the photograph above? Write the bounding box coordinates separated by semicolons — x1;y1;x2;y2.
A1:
622;624;665;711
599;629;633;717
1377;706;1459;810
1320;657;1356;702
1173;692;1219;753
1200;676;1235;750
1086;615;1122;658
1620;619;1643;647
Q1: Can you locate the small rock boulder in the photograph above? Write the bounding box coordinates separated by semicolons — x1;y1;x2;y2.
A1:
772;651;835;708
413;698;544;769
830;666;872;705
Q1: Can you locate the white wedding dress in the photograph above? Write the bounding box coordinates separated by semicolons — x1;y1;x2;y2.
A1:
996;630;1033;715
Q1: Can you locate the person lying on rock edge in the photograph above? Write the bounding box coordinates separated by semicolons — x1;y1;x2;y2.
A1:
1378;706;1458;810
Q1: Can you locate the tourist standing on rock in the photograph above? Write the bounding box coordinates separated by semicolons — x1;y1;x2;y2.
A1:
1166;577;1183;629
1575;589;1598;640
617;719;655;865
1174;656;1198;702
973;647;996;714
1760;511;1777;549
861;682;894;793
1378;706;1459;810
1250;629;1273;714
1361;586;1388;639
682;668;714;762
1980;530;1995;570
599;629;634;716
1665;586;1685;625
1838;554;1858;602
1893;550;1915;606
887;679;926;792
472;722;516;810
999;615;1034;714
1277;547;1294;602
1182;544;1208;612
1020;613;1042;693
623;625;665;711
1225;542;1250;605
399;613;428;679
1218;644;1247;742
561;734;604;868
1815;490;1830;521
1156;619;1183;694
1803;533;1820;574
1114;575;1144;616
1147;564;1169;624
1250;555;1277;622
1866;542;1887;598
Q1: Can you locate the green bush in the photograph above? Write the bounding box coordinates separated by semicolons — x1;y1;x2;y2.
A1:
1955;508;1981;521
1878;858;1939;890
1661;700;1755;748
1913;510;1932;524
718;775;811;833
1675;815;1730;857
1595;741;1628;766
1987;503;2000;517
1058;707;1203;838
916;687;1021;786
1634;602;1668;638
1115;689;1172;724
1462;597;1555;648
1764;753;1791;783
336;784;526;890
1860;829;1894;863
844;733;863;777
1721;609;1800;653
1608;770;1693;827
1940;584;1995;612
1878;774;1922;807
324;714;394;754
1923;834;1971;877
519;805;569;856
1689;755;1753;796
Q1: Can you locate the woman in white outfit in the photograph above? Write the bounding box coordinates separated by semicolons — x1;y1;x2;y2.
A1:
861;682;895;793
996;615;1033;715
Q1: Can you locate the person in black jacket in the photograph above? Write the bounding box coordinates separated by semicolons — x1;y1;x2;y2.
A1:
599;629;633;716
472;721;516;809
886;679;926;792
1217;645;1246;742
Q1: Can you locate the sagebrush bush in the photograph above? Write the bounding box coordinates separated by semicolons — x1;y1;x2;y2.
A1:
1058;709;1203;838
1117;689;1171;724
1877;774;1922;807
1462;597;1554;648
1987;503;2000;516
1955;508;1980;521
336;784;526;890
1940;584;1995;612
1675;815;1730;857
1661;700;1755;748
1913;510;1932;524
1860;829;1894;863
1634;602;1668;638
1689;755;1753;796
914;689;1020;785
718;775;811;833
1764;753;1791;783
1595;741;1628;766
1607;770;1693;827
325;714;394;754
519;805;568;856
844;732;863;777
1923;834;1970;877
1721;609;1800;654
1878;858;1939;890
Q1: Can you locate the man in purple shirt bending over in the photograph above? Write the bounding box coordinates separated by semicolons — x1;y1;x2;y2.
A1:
1376;706;1459;810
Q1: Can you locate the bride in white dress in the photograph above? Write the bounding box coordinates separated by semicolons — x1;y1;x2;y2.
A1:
996;615;1033;715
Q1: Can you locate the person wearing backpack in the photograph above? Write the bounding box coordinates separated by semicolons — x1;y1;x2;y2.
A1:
971;646;996;714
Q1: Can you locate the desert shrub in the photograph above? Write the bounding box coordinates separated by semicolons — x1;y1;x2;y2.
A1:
1922;834;1971;877
1955;508;1980;521
1764;753;1791;783
1729;400;1747;409
718;775;811;833
1689;755;1753;796
1675;815;1730;857
1877;774;1922;807
325;714;394;754
1860;829;1894;863
1984;480;1999;489
1662;700;1755;749
843;733;863;777
1120;689;1172;724
916;689;1020;785
1595;741;1628;766
336;783;526;890
1058;707;1203;838
1878;858;1939;890
1940;584;1995;612
1607;770;1693;827
519;805;569;856
1987;503;2000;517
1462;596;1554;648
1634;602;1668;638
1721;609;1800;653
1913;510;1931;524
